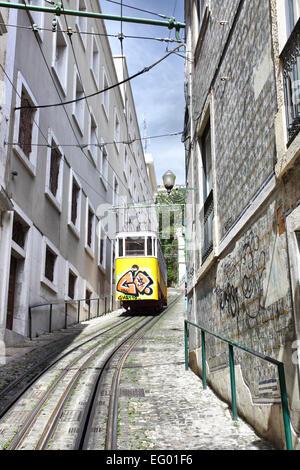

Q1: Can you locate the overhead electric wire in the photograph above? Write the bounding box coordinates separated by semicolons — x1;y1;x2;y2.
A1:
102;0;171;19
0;22;182;43
5;131;182;150
25;4;156;211
59;0;146;205
15;43;185;110
5;6;184;218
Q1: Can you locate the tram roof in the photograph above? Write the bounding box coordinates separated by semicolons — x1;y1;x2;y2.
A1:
116;231;158;238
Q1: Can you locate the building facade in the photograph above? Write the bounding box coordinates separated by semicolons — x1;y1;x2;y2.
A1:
0;0;156;346
184;0;300;448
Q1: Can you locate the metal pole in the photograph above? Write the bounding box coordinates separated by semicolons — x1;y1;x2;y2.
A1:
88;300;91;320
0;2;185;31
229;344;238;421
105;297;107;315
184;320;189;371
77;300;80;324
49;304;52;333
28;306;32;340
97;298;100;317
277;363;293;450
201;330;207;389
65;302;68;329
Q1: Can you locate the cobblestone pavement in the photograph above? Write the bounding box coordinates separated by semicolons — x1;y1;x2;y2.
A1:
0;291;275;451
118;292;275;451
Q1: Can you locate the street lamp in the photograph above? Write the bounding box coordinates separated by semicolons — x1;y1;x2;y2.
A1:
162;170;176;195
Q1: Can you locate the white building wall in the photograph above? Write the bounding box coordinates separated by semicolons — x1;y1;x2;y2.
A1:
0;1;156;343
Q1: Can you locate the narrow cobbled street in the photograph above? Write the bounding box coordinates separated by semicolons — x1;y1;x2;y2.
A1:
0;290;274;451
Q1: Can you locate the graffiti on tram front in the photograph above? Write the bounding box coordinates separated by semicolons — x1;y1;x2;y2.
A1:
117;265;154;298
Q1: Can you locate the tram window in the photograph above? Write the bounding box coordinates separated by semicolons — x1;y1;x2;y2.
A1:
118;238;123;257
125;237;145;256
147;237;152;256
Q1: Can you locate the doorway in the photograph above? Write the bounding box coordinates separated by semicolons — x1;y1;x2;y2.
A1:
6;256;18;330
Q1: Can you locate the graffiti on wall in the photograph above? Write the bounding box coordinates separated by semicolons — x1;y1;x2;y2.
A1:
117;265;154;297
215;231;266;323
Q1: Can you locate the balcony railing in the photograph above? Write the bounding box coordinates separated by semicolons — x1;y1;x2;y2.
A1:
281;17;300;143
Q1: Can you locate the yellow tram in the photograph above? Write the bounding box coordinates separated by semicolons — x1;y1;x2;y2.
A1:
115;231;167;313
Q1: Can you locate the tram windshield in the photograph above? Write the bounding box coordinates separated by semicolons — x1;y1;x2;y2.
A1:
125;237;145;256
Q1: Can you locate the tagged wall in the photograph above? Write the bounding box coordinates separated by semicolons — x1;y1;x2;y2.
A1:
194;196;299;433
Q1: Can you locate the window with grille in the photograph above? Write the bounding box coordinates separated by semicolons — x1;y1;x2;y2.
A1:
200;120;214;262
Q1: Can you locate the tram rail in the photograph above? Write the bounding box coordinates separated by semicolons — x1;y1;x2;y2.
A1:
0;293;181;450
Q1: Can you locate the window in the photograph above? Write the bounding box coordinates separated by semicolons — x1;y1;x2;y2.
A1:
114;112;120;151
113;177;119;207
18;89;34;159
41;237;59;293
124;148;129;180
45;247;56;283
25;0;45;40
85;201;95;256
13;72;39;175
52;20;68;94
199;120;214;262
196;0;205;32
76;0;87;48
71;180;80;225
98;225;107;269
102;70;109;117
73;71;85;134
125;237;145;256
88;112;98;165
12;217;29;249
87;209;93;246
285;0;300;37
201;122;212;201
68;171;82;236
281;1;300;142
90;33;99;86
147;237;153;256
49;147;60;197
68;270;77;299
99;143;108;189
85;288;92;307
45;131;63;211
118;237;124;257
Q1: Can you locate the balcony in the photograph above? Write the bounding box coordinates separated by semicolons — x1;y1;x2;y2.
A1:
281;17;300;143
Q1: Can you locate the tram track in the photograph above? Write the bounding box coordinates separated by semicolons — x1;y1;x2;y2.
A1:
78;293;182;450
0;316;132;420
0;293;182;450
0;315;145;450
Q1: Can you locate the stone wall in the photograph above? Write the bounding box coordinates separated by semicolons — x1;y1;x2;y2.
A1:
186;0;300;447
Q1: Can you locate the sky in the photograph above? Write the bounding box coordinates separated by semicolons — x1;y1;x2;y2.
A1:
99;0;186;187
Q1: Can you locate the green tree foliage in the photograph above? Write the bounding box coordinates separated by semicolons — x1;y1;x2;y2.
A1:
155;189;185;287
